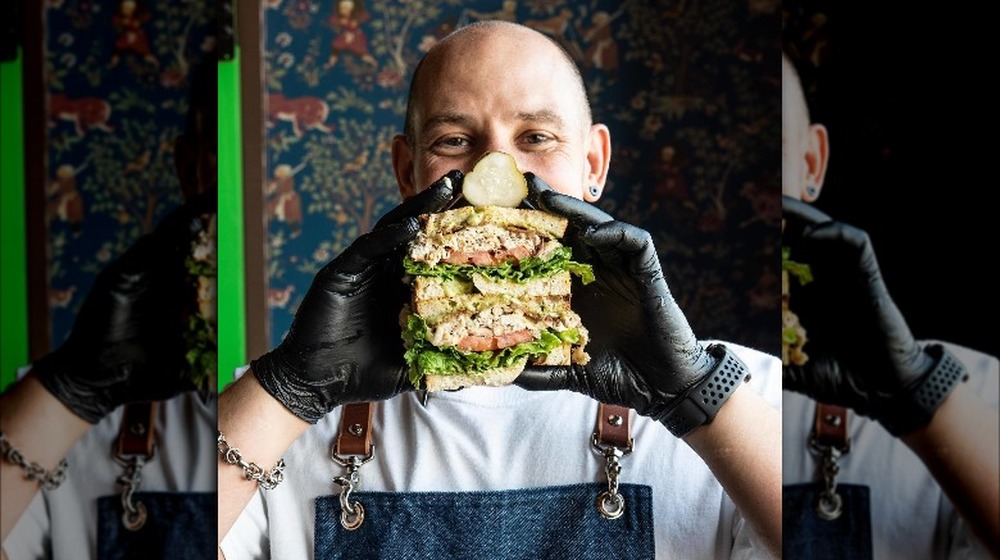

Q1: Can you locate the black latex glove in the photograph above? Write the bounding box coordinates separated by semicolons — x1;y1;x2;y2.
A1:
252;172;461;423
33;192;217;423
516;175;745;437
782;196;965;435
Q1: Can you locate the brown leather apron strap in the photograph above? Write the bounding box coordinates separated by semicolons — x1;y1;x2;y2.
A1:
116;402;158;458
336;402;627;456
813;402;850;451
336;402;374;456
596;403;633;450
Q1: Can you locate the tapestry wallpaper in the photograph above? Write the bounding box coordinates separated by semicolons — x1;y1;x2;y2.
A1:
42;1;215;348
262;0;782;355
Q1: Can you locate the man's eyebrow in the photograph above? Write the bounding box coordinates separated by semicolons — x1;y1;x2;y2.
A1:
516;110;566;128
421;112;475;132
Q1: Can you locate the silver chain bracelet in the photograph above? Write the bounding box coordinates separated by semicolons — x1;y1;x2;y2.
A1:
217;431;286;490
0;431;69;490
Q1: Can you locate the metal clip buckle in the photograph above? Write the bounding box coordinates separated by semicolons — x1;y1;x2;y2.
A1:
112;442;156;531
809;437;844;521
591;433;632;520
331;444;376;531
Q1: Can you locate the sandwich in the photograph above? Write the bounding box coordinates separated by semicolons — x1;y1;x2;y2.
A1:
781;239;812;366
184;211;218;395
400;152;593;391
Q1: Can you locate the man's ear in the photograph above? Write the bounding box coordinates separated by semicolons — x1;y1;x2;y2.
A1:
803;123;829;202
584;124;611;202
392;134;417;200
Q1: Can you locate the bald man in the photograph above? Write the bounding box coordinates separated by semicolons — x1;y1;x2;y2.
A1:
219;22;782;559
781;53;999;559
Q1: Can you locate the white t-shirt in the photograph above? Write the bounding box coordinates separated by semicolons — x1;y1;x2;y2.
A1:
221;341;782;560
2;391;218;560
782;342;998;559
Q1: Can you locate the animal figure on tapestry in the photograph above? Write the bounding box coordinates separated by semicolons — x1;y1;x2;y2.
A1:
46;164;86;233
266;163;306;237
581;10;621;73
49;94;115;137
267;94;333;137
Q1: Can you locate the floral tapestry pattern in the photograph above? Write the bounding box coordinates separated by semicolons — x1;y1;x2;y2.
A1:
262;0;781;355
42;0;215;347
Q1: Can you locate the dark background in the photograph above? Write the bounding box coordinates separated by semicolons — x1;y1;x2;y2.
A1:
783;3;996;357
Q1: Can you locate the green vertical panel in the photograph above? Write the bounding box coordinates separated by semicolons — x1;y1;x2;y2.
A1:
217;49;247;392
1;50;29;393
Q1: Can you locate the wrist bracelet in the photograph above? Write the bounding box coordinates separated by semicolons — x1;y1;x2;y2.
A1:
0;431;69;490
657;344;752;438
217;431;286;490
881;344;968;436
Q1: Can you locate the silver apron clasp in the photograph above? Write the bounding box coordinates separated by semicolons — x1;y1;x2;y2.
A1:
591;433;632;520
112;444;152;531
331;444;375;530
809;439;844;520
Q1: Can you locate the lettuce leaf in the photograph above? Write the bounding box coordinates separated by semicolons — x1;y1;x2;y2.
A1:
405;246;594;285
782;326;800;345
183;313;217;394
781;246;813;285
402;313;581;387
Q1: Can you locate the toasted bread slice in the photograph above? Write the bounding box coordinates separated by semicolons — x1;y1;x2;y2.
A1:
470;270;572;297
412;276;475;300
422;206;568;239
424;357;528;392
413;272;571;303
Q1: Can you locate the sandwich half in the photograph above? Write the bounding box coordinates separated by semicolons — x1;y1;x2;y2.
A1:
781;240;812;367
401;205;593;391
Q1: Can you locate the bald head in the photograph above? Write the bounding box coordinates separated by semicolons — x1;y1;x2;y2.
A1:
782;53;829;200
781;54;810;163
391;20;611;201
403;21;592;149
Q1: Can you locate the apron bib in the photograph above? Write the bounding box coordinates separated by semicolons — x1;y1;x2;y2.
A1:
96;491;216;560
783;482;873;560
314;482;654;560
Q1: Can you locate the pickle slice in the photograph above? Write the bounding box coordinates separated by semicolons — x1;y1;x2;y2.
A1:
462;151;528;208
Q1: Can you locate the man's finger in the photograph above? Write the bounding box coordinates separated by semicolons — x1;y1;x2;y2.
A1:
333;218;420;275
375;170;461;229
525;173;615;227
513;366;574;392
582;220;655;257
782;196;832;226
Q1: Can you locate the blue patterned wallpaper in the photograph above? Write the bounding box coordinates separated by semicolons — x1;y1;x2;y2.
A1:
43;0;215;347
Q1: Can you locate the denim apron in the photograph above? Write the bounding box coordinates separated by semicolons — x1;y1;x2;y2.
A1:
94;401;216;559
95;491;216;560
783;482;873;559
313;482;655;559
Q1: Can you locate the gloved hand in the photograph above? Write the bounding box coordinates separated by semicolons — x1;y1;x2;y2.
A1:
252;172;461;423
782;196;967;435
515;175;750;438
33;191;217;423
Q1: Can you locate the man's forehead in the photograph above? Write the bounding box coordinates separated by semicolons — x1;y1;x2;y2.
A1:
422;25;568;85
414;48;576;121
403;22;590;144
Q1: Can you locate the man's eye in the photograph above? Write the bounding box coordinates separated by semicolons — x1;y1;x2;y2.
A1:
438;137;470;148
523;133;553;145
